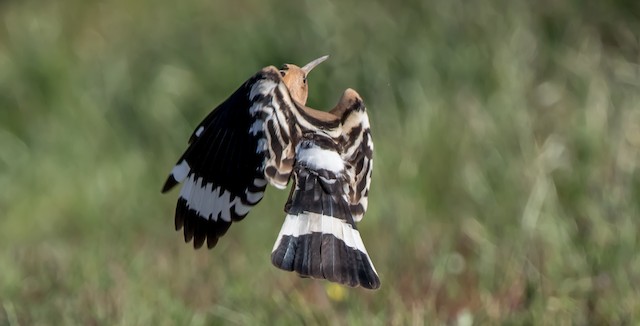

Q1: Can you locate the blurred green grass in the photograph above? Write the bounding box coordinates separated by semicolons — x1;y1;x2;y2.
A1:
1;0;639;324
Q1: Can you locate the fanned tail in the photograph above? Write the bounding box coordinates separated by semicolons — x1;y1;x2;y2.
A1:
271;135;380;289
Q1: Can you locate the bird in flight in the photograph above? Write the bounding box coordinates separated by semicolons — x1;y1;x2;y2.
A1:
162;56;380;289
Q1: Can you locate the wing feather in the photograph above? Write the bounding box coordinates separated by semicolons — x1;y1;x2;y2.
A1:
162;66;300;248
253;81;299;188
334;90;373;222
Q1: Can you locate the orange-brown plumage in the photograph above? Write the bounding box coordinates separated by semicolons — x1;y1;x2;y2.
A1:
279;56;364;124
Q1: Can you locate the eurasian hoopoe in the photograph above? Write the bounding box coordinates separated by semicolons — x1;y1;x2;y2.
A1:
162;56;380;289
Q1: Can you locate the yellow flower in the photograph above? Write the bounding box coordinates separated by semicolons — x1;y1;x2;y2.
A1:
326;283;347;302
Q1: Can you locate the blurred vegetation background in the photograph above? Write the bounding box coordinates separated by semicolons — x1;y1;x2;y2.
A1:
1;0;639;324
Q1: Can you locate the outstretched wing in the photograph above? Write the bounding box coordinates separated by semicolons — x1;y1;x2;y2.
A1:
332;89;373;222
271;133;380;289
161;66;299;249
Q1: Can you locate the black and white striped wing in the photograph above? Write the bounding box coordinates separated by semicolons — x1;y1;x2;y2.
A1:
271;133;380;289
162;66;298;249
338;95;373;222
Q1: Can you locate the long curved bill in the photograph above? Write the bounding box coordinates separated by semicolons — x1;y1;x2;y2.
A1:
301;55;329;74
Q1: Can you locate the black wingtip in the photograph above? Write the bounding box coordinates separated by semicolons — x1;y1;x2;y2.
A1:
175;198;234;250
161;175;178;193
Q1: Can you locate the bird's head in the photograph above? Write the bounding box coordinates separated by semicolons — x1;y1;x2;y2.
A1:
280;55;329;105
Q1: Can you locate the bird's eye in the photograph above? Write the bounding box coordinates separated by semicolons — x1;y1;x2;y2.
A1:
303;77;307;84
280;70;286;77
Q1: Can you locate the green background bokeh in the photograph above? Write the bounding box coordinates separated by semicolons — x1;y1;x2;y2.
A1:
1;0;639;324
